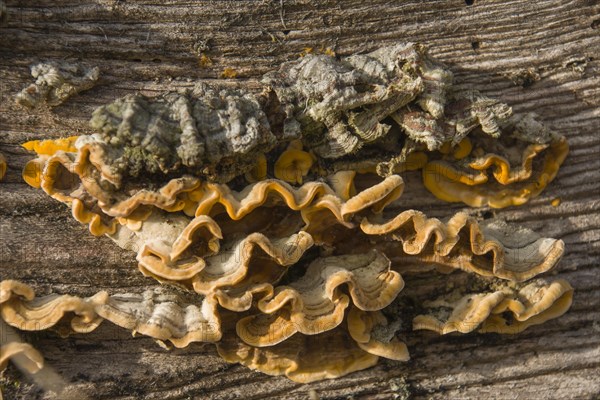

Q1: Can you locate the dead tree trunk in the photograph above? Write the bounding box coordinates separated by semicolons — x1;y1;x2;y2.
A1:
1;0;599;399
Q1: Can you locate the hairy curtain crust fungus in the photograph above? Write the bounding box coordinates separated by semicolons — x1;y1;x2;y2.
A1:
413;279;573;335
0;342;43;375
422;114;569;208
4;43;573;384
274;145;314;184
0;281;221;347
236;250;403;347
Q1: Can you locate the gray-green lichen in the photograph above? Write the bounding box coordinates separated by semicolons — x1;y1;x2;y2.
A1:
15;62;100;108
510;112;558;144
388;376;411;400
89;84;286;182
390;90;513;151
263;43;450;158
79;43;557;184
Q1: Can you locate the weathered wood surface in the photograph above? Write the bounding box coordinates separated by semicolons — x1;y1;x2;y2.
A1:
0;0;599;399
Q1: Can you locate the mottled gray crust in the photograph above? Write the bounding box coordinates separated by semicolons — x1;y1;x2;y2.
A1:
81;43;559;184
509;112;558;144
262;42;552;175
263;43;440;158
390;90;514;151
378;44;452;119
15;62;99;108
450;91;513;139
89;84;279;181
391;110;451;151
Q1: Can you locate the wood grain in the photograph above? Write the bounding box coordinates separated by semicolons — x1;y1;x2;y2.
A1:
1;0;599;399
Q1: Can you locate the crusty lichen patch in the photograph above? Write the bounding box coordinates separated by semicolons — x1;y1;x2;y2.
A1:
88;84;281;182
57;43;567;208
3;43;572;385
15;62;99;109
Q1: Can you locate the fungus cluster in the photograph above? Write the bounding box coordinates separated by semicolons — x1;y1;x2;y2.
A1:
1;43;572;384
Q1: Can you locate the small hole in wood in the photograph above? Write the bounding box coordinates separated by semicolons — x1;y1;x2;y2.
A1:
282;29;291;35
483;211;493;220
521;75;536;88
152;58;162;63
465;0;474;5
471;41;480;50
591;19;600;29
133;59;142;63
499;311;515;326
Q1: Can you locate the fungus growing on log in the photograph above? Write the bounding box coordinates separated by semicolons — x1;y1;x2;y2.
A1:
274;145;314;184
413;279;573;334
3;43;572;384
15;62;99;109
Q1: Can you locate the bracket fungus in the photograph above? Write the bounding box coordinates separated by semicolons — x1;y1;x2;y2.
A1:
2;43;573;385
0;342;44;376
413;279;573;335
274;142;314;185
